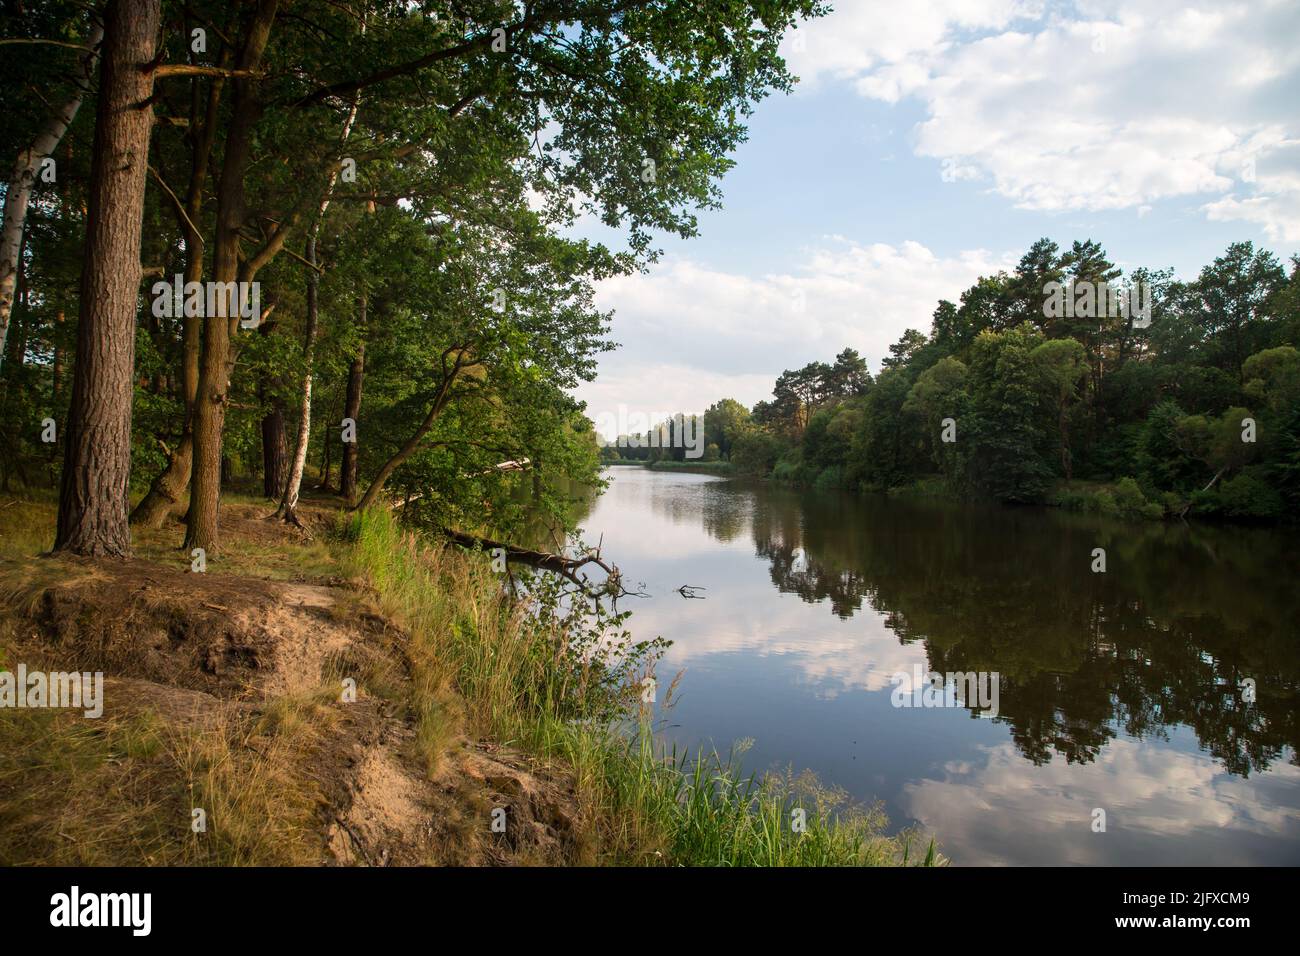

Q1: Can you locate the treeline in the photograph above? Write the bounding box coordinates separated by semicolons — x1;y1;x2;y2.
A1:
664;238;1300;521
0;0;822;556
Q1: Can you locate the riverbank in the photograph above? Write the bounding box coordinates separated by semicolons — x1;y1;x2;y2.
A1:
0;489;934;866
709;465;1291;526
605;460;735;476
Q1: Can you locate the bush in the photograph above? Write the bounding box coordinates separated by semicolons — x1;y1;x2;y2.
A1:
1051;488;1089;511
771;455;802;483
1113;477;1164;519
1215;471;1285;519
814;466;845;491
1090;489;1119;516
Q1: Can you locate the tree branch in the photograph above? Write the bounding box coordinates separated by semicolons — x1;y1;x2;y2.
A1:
148;165;204;246
150;64;265;80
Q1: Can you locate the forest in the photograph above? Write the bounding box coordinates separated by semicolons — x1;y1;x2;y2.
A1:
1;0;830;555
605;238;1300;522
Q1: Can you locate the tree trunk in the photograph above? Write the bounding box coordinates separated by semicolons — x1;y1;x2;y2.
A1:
277;233;319;524
277;92;360;523
130;61;225;529
184;0;280;553
354;355;467;510
317;387;337;491
261;398;287;498
339;302;365;504
0;22;103;372
1179;467;1227;518
130;240;204;527
51;310;64;399
54;0;160;556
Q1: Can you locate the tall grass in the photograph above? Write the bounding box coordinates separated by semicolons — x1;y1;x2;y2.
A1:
0;694;333;866
339;507;940;866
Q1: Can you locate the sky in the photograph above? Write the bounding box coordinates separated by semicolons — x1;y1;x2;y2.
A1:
575;0;1300;438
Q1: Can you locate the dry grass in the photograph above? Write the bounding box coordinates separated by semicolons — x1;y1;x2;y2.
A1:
0;690;332;866
0;485;337;582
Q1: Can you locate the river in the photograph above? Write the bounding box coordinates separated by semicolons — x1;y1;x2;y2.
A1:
579;466;1300;865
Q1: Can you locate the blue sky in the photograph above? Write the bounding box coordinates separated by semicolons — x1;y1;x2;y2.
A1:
576;0;1300;437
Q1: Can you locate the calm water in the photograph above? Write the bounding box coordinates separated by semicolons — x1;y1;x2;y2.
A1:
582;467;1300;865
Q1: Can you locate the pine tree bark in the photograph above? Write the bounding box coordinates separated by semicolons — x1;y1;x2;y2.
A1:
0;22;103;372
55;0;160;556
261;397;288;498
130;57;227;528
184;0;279;553
339;299;366;504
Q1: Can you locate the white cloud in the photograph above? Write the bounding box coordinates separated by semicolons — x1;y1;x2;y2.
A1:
574;240;1011;423
783;0;1300;236
782;0;1032;85
902;738;1300;865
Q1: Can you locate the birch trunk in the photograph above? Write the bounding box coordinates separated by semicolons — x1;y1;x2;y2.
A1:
0;23;103;371
276;95;360;524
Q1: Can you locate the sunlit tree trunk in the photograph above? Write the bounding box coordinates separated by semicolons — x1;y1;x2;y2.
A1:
55;0;160;556
131;61;226;528
277;94;360;525
277;234;320;524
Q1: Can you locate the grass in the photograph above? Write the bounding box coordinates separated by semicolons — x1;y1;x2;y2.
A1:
0;486;58;561
0;694;331;865
0;483;339;579
339;506;939;866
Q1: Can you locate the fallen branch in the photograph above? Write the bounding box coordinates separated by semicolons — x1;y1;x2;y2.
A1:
1178;467;1225;518
442;528;641;599
333;815;373;866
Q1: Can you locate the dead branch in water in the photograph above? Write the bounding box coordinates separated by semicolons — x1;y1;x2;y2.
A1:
441;528;646;600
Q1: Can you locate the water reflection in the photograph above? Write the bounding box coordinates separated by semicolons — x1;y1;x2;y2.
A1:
581;468;1300;864
747;482;1300;778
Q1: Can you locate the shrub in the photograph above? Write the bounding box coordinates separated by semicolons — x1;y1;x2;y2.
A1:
1090;489;1119;516
771;454;802;483
1113;477;1163;519
814;466;845;491
1216;471;1285;519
